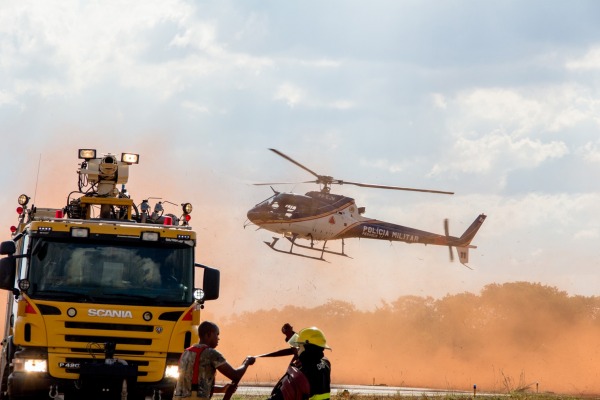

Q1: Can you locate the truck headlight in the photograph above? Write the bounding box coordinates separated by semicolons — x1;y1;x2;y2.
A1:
14;358;47;373
165;364;179;379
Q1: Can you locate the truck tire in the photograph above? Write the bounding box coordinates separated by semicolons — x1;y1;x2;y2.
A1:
0;339;15;400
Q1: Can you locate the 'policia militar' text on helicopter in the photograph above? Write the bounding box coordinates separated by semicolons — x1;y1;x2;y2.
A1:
244;149;486;265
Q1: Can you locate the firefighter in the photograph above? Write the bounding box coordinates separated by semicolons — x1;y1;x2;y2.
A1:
282;323;296;342
267;327;331;400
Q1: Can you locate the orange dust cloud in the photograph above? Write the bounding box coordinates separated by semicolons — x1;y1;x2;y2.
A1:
214;282;600;395
2;145;599;395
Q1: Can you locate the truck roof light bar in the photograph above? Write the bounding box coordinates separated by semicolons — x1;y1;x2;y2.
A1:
71;228;89;238
121;152;140;164
78;149;97;160
141;232;159;241
182;203;193;214
18;194;30;206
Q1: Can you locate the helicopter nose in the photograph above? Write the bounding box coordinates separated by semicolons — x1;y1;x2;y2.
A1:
247;208;260;223
247;206;270;224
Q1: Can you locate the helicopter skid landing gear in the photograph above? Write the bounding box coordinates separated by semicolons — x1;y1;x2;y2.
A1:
264;236;351;261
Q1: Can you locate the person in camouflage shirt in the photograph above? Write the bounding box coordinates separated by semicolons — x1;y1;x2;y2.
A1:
174;321;255;399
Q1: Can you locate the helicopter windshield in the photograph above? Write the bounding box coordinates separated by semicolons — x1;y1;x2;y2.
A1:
254;194;307;219
27;238;193;305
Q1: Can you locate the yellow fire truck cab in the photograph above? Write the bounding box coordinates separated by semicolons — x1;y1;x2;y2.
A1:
0;149;220;400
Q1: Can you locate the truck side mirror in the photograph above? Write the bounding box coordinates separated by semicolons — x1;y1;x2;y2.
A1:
0;241;16;256
0;257;16;292
194;264;220;301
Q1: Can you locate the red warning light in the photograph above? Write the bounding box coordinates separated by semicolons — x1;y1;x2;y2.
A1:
163;216;173;226
55;210;64;218
182;308;193;321
16;207;23;215
10;226;17;233
25;301;37;314
185;214;191;222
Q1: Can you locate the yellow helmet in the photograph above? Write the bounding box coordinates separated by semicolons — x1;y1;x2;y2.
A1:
293;327;331;350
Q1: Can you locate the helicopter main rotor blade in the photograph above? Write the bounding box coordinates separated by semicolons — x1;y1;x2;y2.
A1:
269;148;321;179
267;148;454;195
341;180;454;195
253;180;315;186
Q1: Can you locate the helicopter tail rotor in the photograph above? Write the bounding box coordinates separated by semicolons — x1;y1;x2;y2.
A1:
444;218;454;262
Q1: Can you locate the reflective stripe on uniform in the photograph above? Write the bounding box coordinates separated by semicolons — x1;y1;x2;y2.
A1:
309;393;330;400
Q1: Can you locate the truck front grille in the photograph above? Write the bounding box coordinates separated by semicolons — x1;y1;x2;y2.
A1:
65;321;154;332
65;335;152;346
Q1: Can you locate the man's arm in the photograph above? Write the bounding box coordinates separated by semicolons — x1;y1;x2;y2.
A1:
216;357;255;382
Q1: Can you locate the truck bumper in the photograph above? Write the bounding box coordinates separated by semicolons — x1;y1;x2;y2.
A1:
8;372;176;399
8;371;55;398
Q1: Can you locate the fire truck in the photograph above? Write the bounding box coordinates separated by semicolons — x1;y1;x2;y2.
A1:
0;149;220;400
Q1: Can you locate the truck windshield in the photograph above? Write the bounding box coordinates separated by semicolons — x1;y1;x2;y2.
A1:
27;238;194;306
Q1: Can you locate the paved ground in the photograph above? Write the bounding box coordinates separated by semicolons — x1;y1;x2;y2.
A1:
50;384;475;399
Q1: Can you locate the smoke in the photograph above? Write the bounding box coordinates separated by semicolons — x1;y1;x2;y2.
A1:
215;282;600;395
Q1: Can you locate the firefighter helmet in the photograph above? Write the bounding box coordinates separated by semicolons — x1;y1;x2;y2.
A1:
293;327;331;350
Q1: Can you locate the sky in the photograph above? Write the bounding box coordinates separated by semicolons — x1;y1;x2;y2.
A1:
2;0;600;318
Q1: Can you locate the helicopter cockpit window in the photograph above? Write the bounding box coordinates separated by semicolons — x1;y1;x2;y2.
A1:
283;204;296;218
269;201;297;218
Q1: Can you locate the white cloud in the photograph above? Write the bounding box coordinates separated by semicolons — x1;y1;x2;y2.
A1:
0;90;16;107
298;58;341;68
0;1;278;101
565;46;600;70
359;158;405;173
448;85;599;142
432;93;447;109
574;228;599;240
429;132;568;177
329;100;355;110
580;141;600;163
274;83;304;107
169;23;219;52
1;1;193;94
273;82;354;110
468;192;600;238
181;100;210;114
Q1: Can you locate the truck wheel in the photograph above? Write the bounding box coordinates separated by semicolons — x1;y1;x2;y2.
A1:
0;363;7;400
62;386;78;400
0;339;15;400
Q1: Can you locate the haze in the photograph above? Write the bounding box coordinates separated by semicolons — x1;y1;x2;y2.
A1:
1;1;600;395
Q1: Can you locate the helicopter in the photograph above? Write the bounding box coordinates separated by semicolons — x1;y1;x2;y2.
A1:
244;149;486;265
